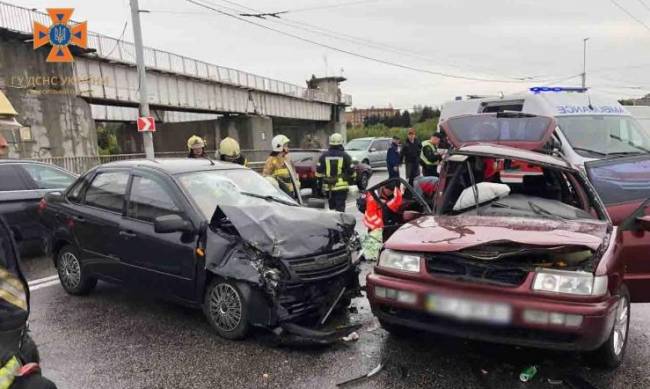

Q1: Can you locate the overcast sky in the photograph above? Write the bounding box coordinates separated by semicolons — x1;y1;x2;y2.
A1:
15;0;650;109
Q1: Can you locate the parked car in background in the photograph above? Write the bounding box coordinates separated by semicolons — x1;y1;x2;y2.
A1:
367;113;650;369
41;159;361;341
344;137;392;169
0;160;76;256
290;149;373;195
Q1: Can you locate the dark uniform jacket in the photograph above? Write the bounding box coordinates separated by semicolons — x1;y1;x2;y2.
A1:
400;139;421;164
317;146;354;189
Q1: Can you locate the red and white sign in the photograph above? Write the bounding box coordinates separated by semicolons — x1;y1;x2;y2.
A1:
137;116;156;132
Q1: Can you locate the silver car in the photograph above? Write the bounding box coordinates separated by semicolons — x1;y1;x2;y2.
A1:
345;137;392;169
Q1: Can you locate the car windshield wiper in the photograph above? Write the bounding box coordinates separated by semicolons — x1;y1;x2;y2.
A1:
605;151;646;158
241;192;297;206
572;147;608;157
528;201;568;221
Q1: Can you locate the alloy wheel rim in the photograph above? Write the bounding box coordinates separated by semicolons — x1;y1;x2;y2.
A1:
209;284;242;332
613;297;629;356
59;252;81;289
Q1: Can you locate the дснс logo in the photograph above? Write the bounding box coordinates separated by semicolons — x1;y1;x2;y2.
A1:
33;8;87;63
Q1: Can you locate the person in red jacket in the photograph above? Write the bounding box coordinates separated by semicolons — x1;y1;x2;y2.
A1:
363;183;403;241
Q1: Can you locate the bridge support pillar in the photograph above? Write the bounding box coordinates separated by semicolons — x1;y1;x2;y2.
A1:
218;114;273;151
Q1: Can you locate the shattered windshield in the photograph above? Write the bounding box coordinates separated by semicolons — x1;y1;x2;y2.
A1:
178;169;297;219
557;115;650;157
440;156;601;221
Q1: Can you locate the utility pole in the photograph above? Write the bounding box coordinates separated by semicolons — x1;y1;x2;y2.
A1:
582;37;589;89
130;0;155;160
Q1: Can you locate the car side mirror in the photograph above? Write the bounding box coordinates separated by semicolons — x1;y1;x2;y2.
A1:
307;198;326;209
637;215;650;231
369;147;377;152
154;214;193;233
403;210;422;222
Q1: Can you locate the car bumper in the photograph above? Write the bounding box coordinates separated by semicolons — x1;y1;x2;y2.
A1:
366;273;619;351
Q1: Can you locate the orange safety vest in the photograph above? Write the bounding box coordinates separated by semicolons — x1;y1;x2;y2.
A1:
363;188;403;231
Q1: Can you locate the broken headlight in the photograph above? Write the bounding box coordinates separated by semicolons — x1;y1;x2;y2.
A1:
532;269;608;296
378;249;421;273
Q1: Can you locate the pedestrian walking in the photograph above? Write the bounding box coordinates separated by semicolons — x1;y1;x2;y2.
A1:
400;128;421;186
386;136;400;179
317;133;354;212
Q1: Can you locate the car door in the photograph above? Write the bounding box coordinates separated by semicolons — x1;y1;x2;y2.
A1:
117;172;198;301
584;155;650;302
378;140;390;167
368;140;383;167
0;163;41;254
71;169;130;281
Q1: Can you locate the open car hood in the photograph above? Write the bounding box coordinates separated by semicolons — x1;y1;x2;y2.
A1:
214;200;356;258
441;113;555;151
385;215;608;252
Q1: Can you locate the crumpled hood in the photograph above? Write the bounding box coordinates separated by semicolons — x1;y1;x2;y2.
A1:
215;199;356;258
385;215;608;252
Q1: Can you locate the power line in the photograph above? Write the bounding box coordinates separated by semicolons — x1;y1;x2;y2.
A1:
608;0;650;33
188;0;559;83
185;0;532;83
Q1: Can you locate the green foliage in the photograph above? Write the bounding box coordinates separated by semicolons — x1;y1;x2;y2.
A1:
348;118;439;142
97;125;121;155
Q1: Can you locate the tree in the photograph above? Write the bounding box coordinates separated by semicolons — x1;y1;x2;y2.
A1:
97;125;121;155
419;106;435;122
401;110;411;127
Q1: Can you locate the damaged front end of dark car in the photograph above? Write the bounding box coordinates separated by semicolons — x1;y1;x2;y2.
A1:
201;201;362;342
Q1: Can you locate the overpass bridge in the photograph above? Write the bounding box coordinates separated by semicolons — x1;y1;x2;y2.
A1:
0;2;351;158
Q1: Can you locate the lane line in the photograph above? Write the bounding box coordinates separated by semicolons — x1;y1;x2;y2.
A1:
29;279;60;292
28;275;59;286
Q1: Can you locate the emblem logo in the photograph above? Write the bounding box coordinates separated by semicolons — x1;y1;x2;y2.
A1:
33;8;87;62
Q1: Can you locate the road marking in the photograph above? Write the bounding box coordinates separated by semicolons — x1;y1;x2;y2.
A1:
28;275;60;291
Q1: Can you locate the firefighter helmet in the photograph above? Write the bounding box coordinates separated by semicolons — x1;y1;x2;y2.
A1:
187;135;206;151
271;134;290;152
329;133;344;146
219;137;240;157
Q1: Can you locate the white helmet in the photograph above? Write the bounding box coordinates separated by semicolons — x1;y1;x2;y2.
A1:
329;133;344;146
272;134;290;152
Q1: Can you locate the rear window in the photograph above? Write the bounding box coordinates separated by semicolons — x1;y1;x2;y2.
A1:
445;115;552;143
586;155;650;205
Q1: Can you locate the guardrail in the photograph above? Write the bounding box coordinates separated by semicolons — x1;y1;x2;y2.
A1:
32;150;267;175
0;1;347;105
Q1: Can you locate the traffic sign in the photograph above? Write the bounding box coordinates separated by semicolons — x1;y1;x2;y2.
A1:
137;116;156;132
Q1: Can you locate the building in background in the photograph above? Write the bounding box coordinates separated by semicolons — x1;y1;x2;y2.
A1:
345;106;400;127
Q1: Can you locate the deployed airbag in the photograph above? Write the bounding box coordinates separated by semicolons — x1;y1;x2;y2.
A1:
453;182;510;211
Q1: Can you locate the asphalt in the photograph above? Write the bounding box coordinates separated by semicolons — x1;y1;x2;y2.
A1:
21;169;650;389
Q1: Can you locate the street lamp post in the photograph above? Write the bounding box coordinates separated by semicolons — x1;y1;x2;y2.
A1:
582;37;589;89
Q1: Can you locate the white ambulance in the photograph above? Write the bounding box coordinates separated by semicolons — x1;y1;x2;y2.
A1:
440;87;650;168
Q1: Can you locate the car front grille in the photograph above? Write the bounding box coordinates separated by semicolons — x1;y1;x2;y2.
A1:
425;255;528;286
284;250;350;281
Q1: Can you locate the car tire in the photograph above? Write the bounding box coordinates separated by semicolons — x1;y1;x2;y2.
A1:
204;280;249;340
357;173;370;191
586;286;630;369
56;245;97;295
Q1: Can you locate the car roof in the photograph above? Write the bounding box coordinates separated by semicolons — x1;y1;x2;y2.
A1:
0;159;72;170
454;144;573;169
100;158;247;174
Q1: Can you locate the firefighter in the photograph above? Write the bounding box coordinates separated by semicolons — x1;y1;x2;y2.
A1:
218;137;247;166
420;132;442;177
187;135;207;159
0;216;57;389
317;133;354;212
263;135;299;198
362;182;403;242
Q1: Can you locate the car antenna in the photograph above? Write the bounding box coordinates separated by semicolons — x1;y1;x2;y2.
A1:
466;160;481;215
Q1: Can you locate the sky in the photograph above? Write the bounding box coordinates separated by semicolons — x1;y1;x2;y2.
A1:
11;0;650;109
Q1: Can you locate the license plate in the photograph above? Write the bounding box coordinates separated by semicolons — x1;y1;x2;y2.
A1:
426;294;511;324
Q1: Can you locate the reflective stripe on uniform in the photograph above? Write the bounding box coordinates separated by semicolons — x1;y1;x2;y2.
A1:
420;140;438;166
325;156;349;191
0;356;21;389
0;268;27;311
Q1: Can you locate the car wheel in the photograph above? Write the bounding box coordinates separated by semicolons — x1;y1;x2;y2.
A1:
204;280;249;340
586;286;630;369
358;173;370;191
56;245;97;295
